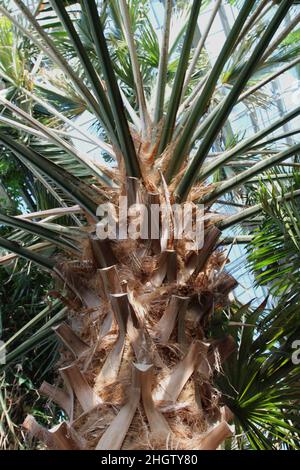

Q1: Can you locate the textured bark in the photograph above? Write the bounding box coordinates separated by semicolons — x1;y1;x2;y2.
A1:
23;183;235;450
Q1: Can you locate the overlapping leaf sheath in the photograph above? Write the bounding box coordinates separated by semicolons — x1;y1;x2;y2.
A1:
23;182;235;450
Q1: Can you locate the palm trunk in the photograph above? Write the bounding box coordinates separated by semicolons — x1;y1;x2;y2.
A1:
23;185;235;450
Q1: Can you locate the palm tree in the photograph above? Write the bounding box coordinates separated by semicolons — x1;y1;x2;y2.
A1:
214;295;300;450
248;176;300;296
224;177;300;449
0;0;300;450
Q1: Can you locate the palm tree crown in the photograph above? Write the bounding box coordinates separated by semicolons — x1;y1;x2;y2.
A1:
0;0;300;450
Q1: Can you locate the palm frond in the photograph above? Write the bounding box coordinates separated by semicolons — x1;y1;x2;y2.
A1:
177;0;294;200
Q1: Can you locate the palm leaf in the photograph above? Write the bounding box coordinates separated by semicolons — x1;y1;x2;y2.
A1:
0;132;99;217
